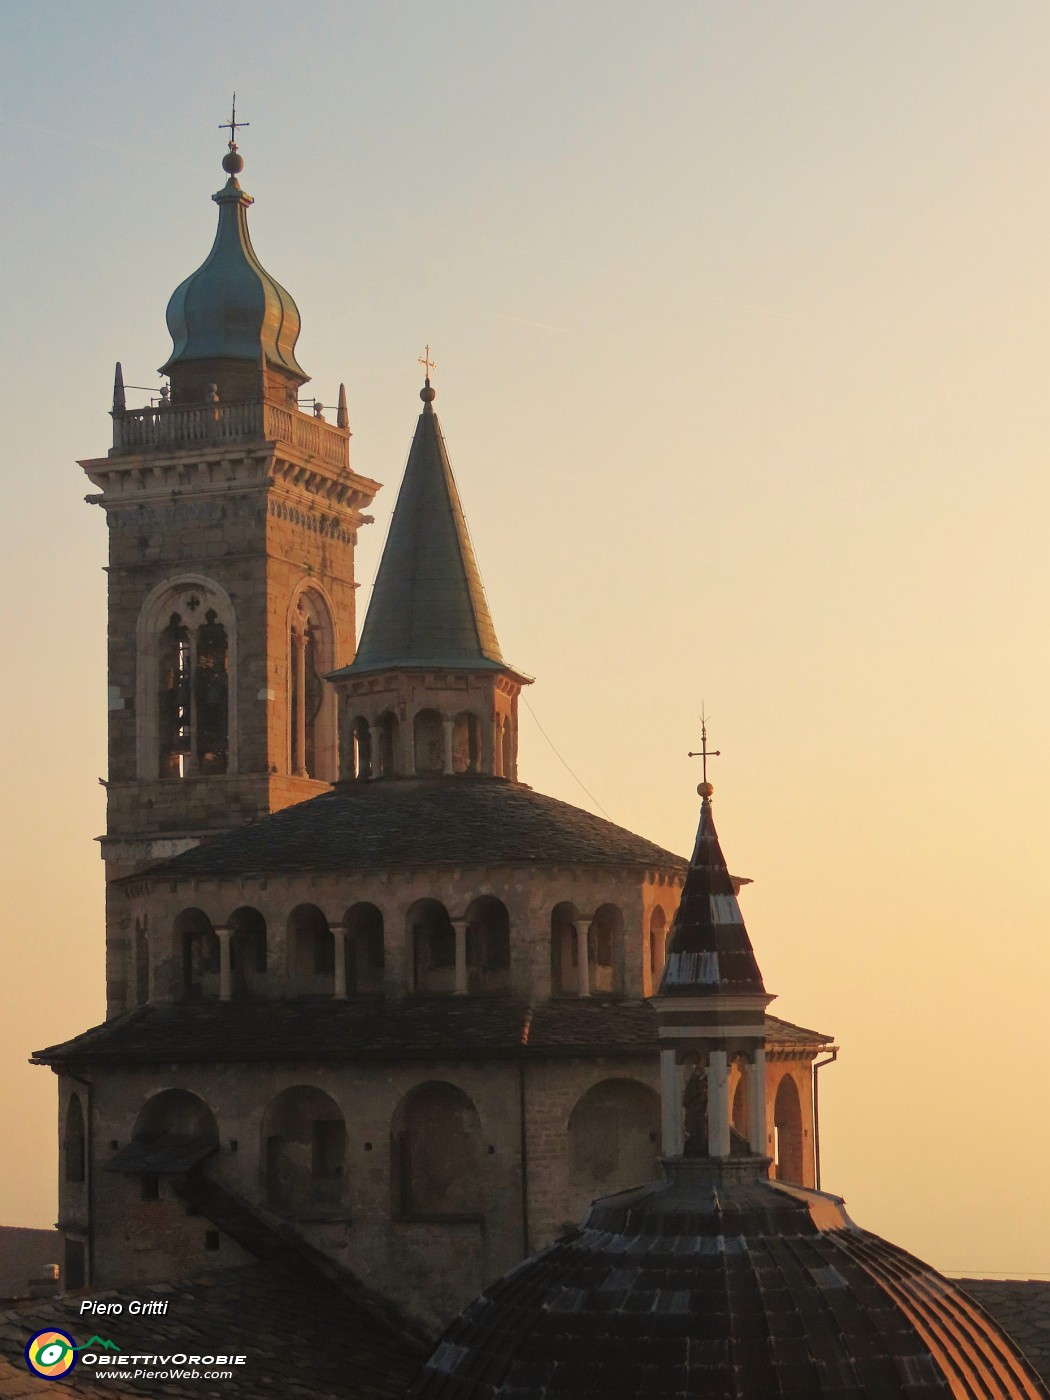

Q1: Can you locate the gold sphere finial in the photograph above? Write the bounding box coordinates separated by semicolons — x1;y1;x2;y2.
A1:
697;781;714;799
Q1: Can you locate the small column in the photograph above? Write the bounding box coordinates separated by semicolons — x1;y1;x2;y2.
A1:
403;720;416;776
660;1048;683;1157
452;917;468;996
442;718;455;775
294;633;307;776
216;927;233;1004
332;925;348;999
707;1049;730;1158
576;917;592;998
748;1048;766;1156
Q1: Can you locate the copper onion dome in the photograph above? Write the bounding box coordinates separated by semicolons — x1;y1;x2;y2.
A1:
161;145;306;382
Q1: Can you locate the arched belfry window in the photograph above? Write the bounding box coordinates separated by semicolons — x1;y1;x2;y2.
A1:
137;577;237;780
289;588;336;781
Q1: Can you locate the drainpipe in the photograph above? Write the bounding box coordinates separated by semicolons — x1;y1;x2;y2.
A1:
518;1010;532;1257
812;1048;838;1191
63;1067;95;1289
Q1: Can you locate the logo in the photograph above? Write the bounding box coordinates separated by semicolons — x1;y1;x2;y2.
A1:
24;1329;79;1378
24;1331;121;1378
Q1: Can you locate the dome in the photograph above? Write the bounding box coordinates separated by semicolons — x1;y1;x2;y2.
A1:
161;154;306;381
410;1158;1047;1398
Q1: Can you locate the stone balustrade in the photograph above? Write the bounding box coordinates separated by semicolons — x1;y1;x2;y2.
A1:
113;400;349;469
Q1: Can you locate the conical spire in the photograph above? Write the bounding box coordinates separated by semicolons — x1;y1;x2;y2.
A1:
161;141;306;382
348;379;506;673
659;788;766;997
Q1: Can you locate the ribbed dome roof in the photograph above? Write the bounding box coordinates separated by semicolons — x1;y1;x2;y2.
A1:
161;151;306;380
410;1160;1048;1398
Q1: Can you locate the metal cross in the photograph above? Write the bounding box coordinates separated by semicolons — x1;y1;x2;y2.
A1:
418;344;436;381
219;93;249;148
687;707;721;785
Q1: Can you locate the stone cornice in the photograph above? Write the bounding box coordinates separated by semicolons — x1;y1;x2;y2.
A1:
81;443;380;521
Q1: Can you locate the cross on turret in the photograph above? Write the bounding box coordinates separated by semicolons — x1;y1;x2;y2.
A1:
219;92;249;150
418;344;436;382
687;707;721;790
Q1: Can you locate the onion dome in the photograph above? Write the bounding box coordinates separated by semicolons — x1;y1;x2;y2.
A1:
161;144;306;381
409;1158;1048;1398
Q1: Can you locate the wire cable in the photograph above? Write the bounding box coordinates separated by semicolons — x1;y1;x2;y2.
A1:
520;695;612;820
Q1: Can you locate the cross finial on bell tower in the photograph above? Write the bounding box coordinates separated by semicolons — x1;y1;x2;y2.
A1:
418;345;437;405
219;92;249;151
687;705;721;796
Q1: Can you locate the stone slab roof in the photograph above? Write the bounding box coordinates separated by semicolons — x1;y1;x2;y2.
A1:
0;1261;423;1399
957;1280;1050;1387
34;1002;830;1067
134;776;689;882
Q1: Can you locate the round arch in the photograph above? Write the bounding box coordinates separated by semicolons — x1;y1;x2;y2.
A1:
550;901;579;996
773;1074;804;1184
567;1078;661;1216
262;1085;346;1216
287;582;338;782
133;1089;219;1147
391;1081;482;1220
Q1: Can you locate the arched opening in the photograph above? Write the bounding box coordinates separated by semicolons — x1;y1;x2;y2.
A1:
139;576;237;781
351;716;372;780
452;712;482;774
501;715;514;779
391;1082;482;1220
193;609;229;774
550;902;579;996
568;1079;661;1215
345;902;384;995
262;1086;346;1217
133;1090;219;1150
413;709;444;774
64;1096;85;1184
648;907;667;989
409;899;455;993
158;612;192;777
590;903;622;994
134;918;150;1006
174;908;219;1000
227;906;267;998
774;1074;804;1184
288;904;333;996
289;589;336;781
376;711;399;777
731;1069;748;1139
465;895;511;994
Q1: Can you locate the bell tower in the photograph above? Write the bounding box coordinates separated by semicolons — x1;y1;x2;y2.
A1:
82;130;380;913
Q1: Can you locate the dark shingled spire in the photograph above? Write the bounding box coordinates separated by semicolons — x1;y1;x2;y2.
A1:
659;791;766;997
344;384;506;674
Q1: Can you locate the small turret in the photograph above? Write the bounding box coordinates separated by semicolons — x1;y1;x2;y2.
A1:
654;758;773;1161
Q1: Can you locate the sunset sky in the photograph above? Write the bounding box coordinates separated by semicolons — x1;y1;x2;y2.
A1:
3;1;1050;1278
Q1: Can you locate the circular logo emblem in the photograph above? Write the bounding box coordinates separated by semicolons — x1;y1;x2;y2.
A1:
25;1329;78;1378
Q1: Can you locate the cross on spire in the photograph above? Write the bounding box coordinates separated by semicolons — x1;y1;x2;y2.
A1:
219;93;249;150
418;344;436;382
687;706;721;788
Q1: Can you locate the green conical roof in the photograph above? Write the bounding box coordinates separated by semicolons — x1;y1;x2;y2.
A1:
340;385;505;674
161;150;306;380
